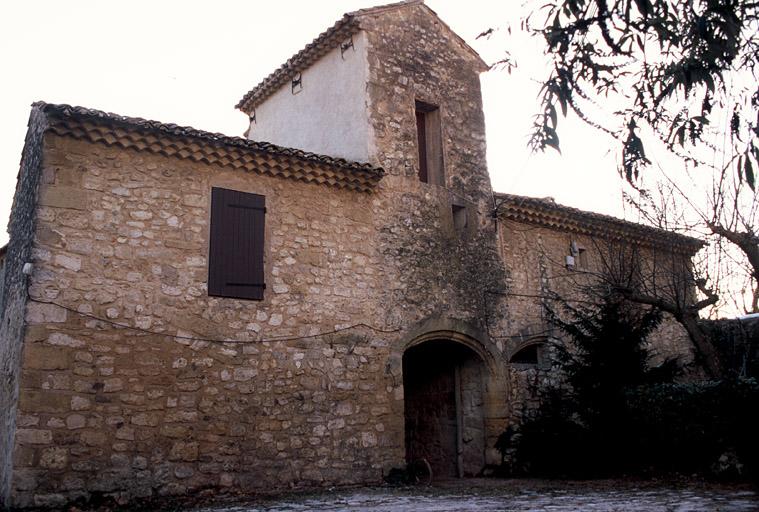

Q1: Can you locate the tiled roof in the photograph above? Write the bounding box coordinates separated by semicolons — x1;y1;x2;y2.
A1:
494;192;703;253
35;102;384;193
236;0;488;113
235;14;361;113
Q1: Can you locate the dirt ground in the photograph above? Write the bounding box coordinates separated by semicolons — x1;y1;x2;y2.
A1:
189;478;758;512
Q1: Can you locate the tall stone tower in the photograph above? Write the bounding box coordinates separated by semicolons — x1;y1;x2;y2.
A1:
237;0;493;208
236;0;509;476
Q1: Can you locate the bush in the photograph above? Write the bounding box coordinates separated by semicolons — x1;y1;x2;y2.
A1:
624;379;759;477
509;378;759;478
505;293;759;479
512;389;596;477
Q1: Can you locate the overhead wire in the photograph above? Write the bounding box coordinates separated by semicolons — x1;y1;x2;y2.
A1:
28;287;587;347
28;297;401;345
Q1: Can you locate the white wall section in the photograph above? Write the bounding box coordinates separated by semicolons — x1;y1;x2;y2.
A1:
248;31;372;163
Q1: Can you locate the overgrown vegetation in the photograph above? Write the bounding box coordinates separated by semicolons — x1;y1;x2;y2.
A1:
503;293;759;478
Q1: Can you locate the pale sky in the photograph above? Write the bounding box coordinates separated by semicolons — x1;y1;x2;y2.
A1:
0;0;629;247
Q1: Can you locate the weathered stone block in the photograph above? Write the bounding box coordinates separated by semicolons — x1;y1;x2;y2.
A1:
47;332;85;348
66;414;86;430
79;431;107;447
25;302;67;324
18;391;68;414
22;345;68;370
33;493;68;508
24;325;49;343
53;254;82;271
115;426;135;441
39;185;89;210
70;396;91;411
233;367;257;382
11;469;38;491
169;441;199;462
12;446;36;468
131;412;161;427
39;447;68;469
15;429;53;445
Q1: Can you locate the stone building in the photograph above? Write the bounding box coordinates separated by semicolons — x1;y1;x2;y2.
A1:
0;1;700;508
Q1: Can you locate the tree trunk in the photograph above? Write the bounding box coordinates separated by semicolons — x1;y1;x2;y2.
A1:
679;313;722;379
708;224;759;313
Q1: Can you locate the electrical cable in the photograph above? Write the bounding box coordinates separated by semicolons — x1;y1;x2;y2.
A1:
28;297;401;345
29;290;581;346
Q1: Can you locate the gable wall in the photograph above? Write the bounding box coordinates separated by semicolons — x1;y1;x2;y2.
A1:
247;31;373;163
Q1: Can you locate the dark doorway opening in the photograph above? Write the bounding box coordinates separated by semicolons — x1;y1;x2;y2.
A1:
403;340;486;478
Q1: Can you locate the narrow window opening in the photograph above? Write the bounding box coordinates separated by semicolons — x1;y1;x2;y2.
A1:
291;73;303;94
452;204;468;232
577;247;588;269
509;342;547;367
415;101;444;185
510;344;540;365
415;108;428;183
568;241;588;270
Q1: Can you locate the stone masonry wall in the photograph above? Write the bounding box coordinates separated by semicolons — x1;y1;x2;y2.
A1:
10;134;406;508
1;108;47;509
498;218;697;422
357;6;511;464
6;8;703;506
361;4;509;345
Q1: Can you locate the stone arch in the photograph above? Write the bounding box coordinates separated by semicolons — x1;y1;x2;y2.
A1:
508;335;551;367
404;329;500;375
390;315;503;373
395;321;509;474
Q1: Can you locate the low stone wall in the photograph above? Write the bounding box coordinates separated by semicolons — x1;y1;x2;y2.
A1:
14;321;400;508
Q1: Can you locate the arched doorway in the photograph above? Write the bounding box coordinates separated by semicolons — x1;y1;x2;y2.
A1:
402;339;487;478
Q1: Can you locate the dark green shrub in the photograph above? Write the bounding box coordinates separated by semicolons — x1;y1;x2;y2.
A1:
509;294;680;477
512;388;595;477
506;295;759;478
625;379;759;477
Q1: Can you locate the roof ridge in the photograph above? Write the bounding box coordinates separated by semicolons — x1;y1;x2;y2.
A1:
34;101;384;192
348;0;423;17
493;191;703;249
35;101;380;171
235;0;487;113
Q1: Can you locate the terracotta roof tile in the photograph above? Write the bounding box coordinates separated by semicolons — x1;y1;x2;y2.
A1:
235;15;361;113
235;0;487;113
35;102;384;192
494;192;703;253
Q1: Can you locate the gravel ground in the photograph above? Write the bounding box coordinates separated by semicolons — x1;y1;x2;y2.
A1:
193;479;759;512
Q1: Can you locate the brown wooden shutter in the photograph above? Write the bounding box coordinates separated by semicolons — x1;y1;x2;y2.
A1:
208;187;266;300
